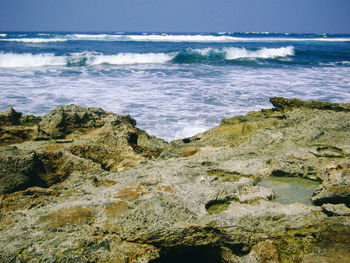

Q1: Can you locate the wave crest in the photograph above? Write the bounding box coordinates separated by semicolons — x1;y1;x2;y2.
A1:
0;52;173;68
225;46;294;60
0;38;67;43
0;52;66;67
0;47;295;68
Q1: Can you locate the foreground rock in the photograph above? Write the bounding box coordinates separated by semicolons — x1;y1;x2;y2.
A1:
0;98;350;262
0;105;167;194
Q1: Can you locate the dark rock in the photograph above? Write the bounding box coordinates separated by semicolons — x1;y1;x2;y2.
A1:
322;203;350;216
0;146;44;194
0;108;22;126
270;97;350;112
312;185;350;206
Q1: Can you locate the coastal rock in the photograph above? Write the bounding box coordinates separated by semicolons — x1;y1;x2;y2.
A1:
311;184;350;206
0;146;43;194
270;96;350;112
0;107;22;126
39;104;135;136
321;203;350;216
0;98;350;262
0;105;167;194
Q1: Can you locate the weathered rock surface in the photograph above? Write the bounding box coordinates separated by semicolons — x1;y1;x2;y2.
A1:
0;98;350;262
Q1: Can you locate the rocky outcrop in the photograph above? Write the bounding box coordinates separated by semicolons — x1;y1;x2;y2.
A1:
270;96;350;112
0;146;43;194
0;98;350;262
0;105;167;194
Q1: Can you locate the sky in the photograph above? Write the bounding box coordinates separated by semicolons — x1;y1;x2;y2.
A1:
0;0;350;33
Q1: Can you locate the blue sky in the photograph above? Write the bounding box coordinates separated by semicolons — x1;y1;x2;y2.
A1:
1;0;350;33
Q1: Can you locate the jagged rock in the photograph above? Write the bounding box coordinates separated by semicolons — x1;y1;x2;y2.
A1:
270;96;350;112
0;98;350;262
0;109;42;146
38;104;132;136
0;107;22;126
0;105;167;194
322;203;350;216
312;184;350;206
0;146;43;194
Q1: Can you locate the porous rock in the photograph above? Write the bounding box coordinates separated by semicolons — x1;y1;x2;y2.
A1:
0;98;350;262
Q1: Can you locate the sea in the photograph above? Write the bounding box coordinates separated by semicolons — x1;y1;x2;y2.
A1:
0;32;350;141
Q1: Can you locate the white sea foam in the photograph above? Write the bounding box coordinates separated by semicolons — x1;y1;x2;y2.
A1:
0;52;174;68
0;52;66;67
1;62;350;141
0;38;67;43
174;125;208;140
70;34;111;40
225;46;294;60
0;34;7;37
90;53;173;65
122;34;242;42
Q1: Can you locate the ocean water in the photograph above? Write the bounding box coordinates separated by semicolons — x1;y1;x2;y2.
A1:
0;32;350;141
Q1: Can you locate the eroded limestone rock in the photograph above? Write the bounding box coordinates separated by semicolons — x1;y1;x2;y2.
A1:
0;98;350;262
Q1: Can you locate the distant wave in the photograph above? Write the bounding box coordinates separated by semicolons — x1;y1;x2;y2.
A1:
0;38;67;43
1;33;350;43
67;34;350;42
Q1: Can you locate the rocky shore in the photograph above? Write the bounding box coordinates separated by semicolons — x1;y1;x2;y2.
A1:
0;97;349;262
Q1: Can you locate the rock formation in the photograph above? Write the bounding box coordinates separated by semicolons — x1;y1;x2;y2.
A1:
0;98;349;262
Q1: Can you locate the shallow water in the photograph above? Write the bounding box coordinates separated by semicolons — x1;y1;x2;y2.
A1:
257;176;320;205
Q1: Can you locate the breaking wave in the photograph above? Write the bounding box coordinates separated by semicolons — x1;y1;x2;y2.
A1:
89;53;173;65
0;52;173;68
0;38;67;43
0;52;67;67
0;47;295;68
172;46;295;63
224;46;294;60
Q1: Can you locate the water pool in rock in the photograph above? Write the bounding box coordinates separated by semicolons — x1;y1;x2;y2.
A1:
257;176;320;205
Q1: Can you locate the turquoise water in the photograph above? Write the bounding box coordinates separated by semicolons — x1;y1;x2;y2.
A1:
1;32;350;140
